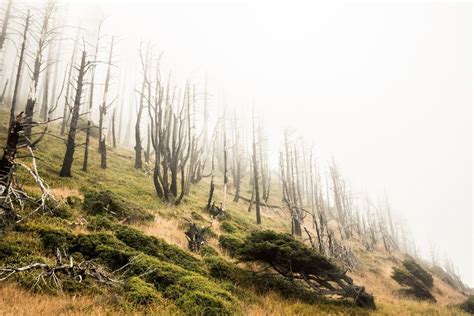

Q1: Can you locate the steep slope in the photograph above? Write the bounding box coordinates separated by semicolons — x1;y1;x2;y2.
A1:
0;108;469;315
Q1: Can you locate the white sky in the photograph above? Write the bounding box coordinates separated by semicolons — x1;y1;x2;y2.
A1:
28;0;472;286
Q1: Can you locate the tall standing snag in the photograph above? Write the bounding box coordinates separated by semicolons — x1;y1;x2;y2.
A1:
9;10;31;128
59;50;87;177
251;108;261;224
24;0;57;139
98;36;115;169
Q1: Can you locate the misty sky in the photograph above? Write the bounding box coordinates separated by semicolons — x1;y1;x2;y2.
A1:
48;0;473;286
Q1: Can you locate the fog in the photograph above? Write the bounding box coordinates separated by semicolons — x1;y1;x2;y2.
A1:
9;0;472;286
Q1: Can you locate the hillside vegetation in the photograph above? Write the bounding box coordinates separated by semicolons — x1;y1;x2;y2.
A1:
0;108;470;315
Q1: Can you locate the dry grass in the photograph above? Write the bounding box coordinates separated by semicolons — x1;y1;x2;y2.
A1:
139;214;189;250
0;283;180;316
0;108;469;315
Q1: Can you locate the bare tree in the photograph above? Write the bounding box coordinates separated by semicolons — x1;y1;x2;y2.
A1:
60;24;80;136
9;10;31;128
230;109;245;202
134;42;151;169
251;108;261;224
0;0;12;53
111;107;117;148
0;0;13;85
82;20;102;172
59;49;89;177
24;0;58;139
98;36;115;169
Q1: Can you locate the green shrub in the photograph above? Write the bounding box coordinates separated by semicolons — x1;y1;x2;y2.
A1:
391;267;436;302
175;290;236;316
126;254;238;314
218;234;243;257
82;190;153;223
200;245;219;257
458;296;474;314
220;221;237;234
86;216;116;231
96;245;137;270
37;227;75;253
115;226;203;273
205;256;318;304
0;234;42;268
402;259;433;288
46;201;74;220
190;211;205;222
205;256;237;280
66;196;81;207
70;233;126;259
235;230;375;309
124;276;161;306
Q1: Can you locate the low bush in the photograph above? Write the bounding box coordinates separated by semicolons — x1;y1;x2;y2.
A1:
220;221;238;234
402;259;433;288
205;256;319;304
37;227;75;254
82;190;153;223
175;290;236;316
127;254;238;315
86;216;116;231
391;266;436;302
218;234;243;257
124;276;161;306
200;245;219;257
115;226;203;273
458;296;474;314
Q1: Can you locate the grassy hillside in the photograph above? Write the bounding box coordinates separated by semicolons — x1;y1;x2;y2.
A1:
0;108;469;315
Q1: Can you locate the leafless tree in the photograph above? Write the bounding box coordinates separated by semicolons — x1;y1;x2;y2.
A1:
0;0;12;53
24;0;58;139
82;20;102;172
98;36;116;169
59;49;90;177
9;10;31;128
134;42;151;169
60;24;80;136
251;107;261;224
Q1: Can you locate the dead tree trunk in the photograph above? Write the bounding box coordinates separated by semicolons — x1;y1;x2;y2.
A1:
135;43;151;169
252;108;261;225
0;0;12;53
112;108;117;148
24;0;56;139
82;21;102;172
231;109;244;202
145;123;150;163
222;113;228;212
39;42;54;119
59;50;87;177
61;25;80;136
206;138;216;211
0;0;12;83
98;36;115;169
9;11;30;128
0;112;26;209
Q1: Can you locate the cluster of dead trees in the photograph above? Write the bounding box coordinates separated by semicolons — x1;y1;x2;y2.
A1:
0;0;414;260
279;130;405;266
131;44;210;205
0;1;120;180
